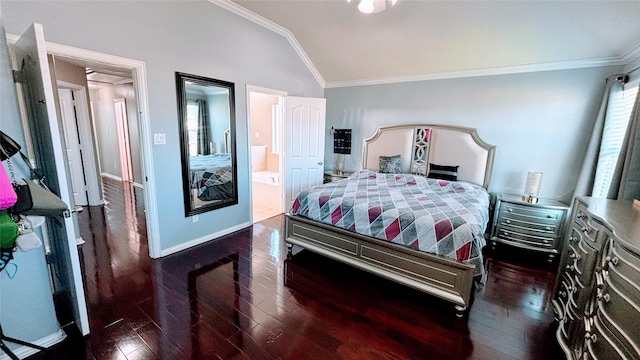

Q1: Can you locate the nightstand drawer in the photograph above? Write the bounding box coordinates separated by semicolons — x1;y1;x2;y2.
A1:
494;227;557;249
499;203;565;224
498;216;561;236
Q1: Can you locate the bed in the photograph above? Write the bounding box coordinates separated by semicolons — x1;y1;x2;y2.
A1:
285;124;495;316
190;153;233;201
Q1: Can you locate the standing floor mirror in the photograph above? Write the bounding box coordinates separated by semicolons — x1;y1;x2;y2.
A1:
176;72;238;216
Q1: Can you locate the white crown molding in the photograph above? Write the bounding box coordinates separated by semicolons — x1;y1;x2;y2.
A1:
621;42;640;65
325;57;625;88
210;0;326;88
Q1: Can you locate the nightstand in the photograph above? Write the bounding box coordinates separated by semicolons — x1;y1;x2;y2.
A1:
490;193;569;262
323;170;353;183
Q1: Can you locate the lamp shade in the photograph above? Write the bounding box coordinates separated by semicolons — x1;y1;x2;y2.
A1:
523;172;543;203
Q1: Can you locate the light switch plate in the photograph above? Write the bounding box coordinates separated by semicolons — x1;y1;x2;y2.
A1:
154;133;166;145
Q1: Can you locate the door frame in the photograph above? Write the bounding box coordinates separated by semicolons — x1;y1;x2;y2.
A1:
57;81;102;206
7;34;161;258
245;85;287;222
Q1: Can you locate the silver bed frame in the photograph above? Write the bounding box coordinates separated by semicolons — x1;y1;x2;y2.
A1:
285;124;496;316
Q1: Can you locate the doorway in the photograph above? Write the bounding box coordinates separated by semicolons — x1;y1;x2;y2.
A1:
246;86;286;223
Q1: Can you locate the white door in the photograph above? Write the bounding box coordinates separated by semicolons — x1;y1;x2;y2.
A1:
13;23;90;335
284;96;326;209
113;98;133;182
58;88;88;206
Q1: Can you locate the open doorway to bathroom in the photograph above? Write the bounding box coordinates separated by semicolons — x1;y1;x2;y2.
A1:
247;86;286;223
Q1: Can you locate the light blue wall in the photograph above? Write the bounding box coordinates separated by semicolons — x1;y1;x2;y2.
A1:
0;10;60;351
325;67;623;203
2;1;323;251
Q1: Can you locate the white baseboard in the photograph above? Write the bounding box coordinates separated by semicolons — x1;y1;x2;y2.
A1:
159;221;252;257
0;329;66;360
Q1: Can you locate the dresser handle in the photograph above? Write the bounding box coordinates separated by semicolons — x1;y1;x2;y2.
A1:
604;256;619;269
566;264;575;272
546;214;554;218
545;226;552;231
577;213;587;220
503;231;509;236
581;227;592;234
569;236;578;243
597;292;610;303
569;253;581;261
584;333;598;344
507;208;513;213
504;220;511;224
595;270;604;289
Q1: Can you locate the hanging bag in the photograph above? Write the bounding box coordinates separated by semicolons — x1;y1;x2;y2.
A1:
11;179;68;217
0;210;19;249
0;163;17;210
0;131;68;217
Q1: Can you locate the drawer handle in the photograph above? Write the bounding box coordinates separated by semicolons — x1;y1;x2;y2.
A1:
545;226;552;231
569;253;581;261
566;264;575;272
584;333;598;344
546;214;554;219
507;208;513;213
503;231;509;236
595;270;604;289
577;213;587;220
504;220;511;224
569;236;578;243
604;256;619;269
581;227;592;234
597;292;611;303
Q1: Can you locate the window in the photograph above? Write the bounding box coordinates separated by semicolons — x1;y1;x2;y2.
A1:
271;103;280;154
187;101;199;156
592;80;639;198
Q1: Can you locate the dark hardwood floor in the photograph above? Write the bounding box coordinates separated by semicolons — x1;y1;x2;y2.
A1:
26;178;564;359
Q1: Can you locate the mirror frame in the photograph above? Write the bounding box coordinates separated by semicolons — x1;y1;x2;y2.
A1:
176;72;238;217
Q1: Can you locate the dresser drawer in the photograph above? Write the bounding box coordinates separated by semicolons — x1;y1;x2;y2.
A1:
574;237;599;286
607;242;640;303
597;278;640;357
585;313;629;360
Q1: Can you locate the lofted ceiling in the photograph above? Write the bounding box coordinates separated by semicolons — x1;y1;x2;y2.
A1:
223;0;640;88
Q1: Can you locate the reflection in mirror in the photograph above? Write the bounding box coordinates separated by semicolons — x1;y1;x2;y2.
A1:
176;72;237;216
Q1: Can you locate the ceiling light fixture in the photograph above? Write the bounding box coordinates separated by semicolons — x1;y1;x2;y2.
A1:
347;0;398;14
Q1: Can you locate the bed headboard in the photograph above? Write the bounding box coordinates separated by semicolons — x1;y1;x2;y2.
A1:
362;124;496;189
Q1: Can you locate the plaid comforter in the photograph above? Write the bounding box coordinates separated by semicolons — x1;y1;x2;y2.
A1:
190;154;233;200
290;170;490;278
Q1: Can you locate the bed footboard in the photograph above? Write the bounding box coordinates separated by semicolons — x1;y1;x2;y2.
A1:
285;214;475;316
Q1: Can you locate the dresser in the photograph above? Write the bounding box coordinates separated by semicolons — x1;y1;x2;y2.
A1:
553;196;640;360
490;193;569;262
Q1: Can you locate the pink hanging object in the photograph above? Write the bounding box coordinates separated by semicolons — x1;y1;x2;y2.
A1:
0;163;17;210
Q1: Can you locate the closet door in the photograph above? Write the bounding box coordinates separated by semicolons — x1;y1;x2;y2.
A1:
13;22;90;335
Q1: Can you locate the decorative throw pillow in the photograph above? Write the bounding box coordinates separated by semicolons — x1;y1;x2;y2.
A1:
379;155;402;174
427;163;459;181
